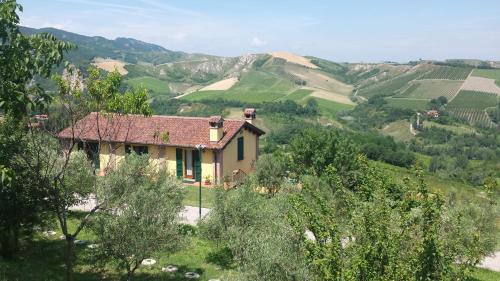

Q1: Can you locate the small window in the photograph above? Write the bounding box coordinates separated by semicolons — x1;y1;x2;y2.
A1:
237;137;244;161
125;144;148;155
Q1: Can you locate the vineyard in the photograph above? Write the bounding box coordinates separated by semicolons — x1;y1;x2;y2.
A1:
446;90;498;128
394;80;462;100
447;108;495;128
419;66;472;80
358;71;423;98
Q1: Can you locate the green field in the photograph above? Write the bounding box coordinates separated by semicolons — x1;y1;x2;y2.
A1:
394;80;462;100
313;97;354;118
447;90;498;127
385;98;429;110
419;66;472;80
124;76;171;97
182;70;296;102
358;71;423;98
422;121;476;135
279;89;313;101
472;68;500;87
380;120;415;142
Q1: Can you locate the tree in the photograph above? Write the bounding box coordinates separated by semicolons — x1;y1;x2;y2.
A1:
253;153;288;195
0;0;71;259
201;185;309;281
45;67;152;281
93;154;184;281
0;0;72;117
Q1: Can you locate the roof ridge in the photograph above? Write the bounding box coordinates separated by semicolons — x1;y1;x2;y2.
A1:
89;112;244;122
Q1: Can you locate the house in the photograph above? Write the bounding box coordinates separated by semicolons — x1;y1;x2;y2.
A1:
58;109;265;184
426;110;439;118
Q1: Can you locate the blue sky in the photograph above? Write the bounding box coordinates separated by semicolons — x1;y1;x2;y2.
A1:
19;0;500;62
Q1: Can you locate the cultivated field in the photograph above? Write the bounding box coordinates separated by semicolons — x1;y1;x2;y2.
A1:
279;89;313;101
270;51;318;69
358;71;423;98
199;77;238;91
394;80;462;100
91;57;128;75
446;90;498;127
418;66;471;80
310;89;355;105
472;68;500;86
182;70;296;102
461;76;500;95
312;97;355;118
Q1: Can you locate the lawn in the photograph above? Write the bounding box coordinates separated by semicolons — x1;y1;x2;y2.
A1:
183;185;216;208
0;213;231;281
124;76;171;97
182;70;296;103
472;69;500;87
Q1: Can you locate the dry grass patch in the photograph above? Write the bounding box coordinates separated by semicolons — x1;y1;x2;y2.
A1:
310;89;355;105
200;77;238;91
92;57;128;75
270;51;318;69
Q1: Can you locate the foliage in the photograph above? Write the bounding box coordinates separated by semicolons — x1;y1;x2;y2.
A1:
200;185;309;281
0;0;72;117
93;154;185;280
253;153;289;195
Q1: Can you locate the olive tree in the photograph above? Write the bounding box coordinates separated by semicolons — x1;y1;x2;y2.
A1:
93;154;185;281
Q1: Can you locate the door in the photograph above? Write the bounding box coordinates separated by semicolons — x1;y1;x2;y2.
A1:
185;150;193;178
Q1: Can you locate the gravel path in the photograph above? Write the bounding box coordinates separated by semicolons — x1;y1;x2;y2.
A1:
478;251;500;272
69;197;210;226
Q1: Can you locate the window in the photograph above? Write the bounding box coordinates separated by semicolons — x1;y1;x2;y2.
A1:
77;141;100;169
237;137;244;161
125;144;149;155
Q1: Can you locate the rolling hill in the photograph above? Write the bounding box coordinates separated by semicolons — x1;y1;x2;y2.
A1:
22;27;499;128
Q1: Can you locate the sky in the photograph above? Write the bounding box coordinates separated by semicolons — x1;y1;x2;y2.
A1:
18;0;500;62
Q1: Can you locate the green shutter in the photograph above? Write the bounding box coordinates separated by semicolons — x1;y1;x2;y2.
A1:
176;148;183;178
237;137;244;160
193;150;201;182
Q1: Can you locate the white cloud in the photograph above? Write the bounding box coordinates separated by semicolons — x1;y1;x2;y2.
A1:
251;37;267;47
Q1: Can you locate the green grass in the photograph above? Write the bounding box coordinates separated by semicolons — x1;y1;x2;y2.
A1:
182;70;296;103
380;120;415;142
472;69;500;87
385;98;429;110
280;89;313;101
0;213;230;281
183;185;216;208
469;268;500;281
394;80;462;100
422;121;476;135
419;66;472;80
312;97;354;118
124;76;171;97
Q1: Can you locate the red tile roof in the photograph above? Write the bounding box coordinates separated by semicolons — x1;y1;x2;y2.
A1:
58;112;264;150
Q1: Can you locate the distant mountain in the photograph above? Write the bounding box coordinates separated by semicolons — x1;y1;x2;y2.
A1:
20;26;187;66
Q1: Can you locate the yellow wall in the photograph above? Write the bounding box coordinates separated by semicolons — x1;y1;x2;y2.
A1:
98;142;215;182
222;128;258;178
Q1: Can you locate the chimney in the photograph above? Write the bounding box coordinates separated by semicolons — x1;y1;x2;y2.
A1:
209;116;224;142
244;108;256;124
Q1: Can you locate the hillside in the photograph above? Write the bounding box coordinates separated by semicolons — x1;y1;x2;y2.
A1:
23;27;499;129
